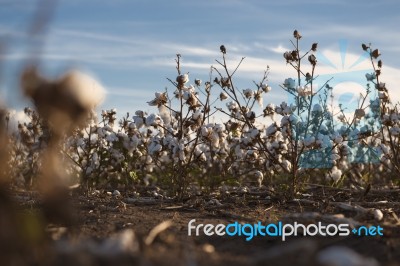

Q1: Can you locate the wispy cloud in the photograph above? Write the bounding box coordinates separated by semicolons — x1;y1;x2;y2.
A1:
1;0;399;115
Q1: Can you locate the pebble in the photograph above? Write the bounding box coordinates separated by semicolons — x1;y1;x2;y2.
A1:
373;209;384;221
317;246;379;266
112;190;121;197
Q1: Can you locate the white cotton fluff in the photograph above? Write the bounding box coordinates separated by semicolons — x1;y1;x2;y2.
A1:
271;141;280;149
211;132;220;148
214;123;225;133
266;124;277;136
282;159;292;172
106;132;118;142
303;136;315;147
60;70;105;109
192;109;202;120
283;78;296;89
249;128;259;139
327;166;342;182
281;116;290;126
313;103;323;112
133;116;144;129
145;114;163;127
158;105;171;125
253;171;264;187
201;126;212;137
334;135;343;144
390;126;400;136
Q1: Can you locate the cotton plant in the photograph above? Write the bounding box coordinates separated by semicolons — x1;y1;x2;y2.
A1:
359;43;400;183
271;31;391;193
256;30;340;193
211;46;286;188
6;108;50;186
144;54;231;197
63;109;149;189
5;32;400;199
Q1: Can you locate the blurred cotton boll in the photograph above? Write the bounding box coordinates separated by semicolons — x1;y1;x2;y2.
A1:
60;70;105;109
20;67;106;211
21;67;105;135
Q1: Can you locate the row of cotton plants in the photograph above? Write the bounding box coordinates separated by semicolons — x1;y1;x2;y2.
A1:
4;31;400;198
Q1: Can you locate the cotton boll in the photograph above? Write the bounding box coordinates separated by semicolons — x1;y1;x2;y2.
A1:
312;103;323;113
282;160;292;172
365;73;376;81
271;141;280;149
338;160;349;171
214;123;225;133
241;136;252;146
145;114;163;127
211;132;220;148
158;105;171;125
198;152;206;162
355;108;366;119
85;167;93;175
334;135;343;144
276;154;283;163
201;126;211;137
21;67;105;135
145;155;153;164
178;150;186;162
283;105;294;115
235;145;244;159
304;136;315;147
275;131;284;142
330;153;341;161
266;123;277;136
319;124;329;134
249;128;259;139
105;131;118;142
280;116;290;127
390;113;399;123
61;70;105;108
283;78;296;89
176;73;189;85
192;109;202;120
243;88;253;99
183;91;191;101
326;166;342;182
246;150;258;160
280;143;288;151
378;91;388;100
226;101;239;112
149;142;162;155
319;135;331;148
133;116;144;129
378;144;390;155
389;126;400;136
253;171;264;187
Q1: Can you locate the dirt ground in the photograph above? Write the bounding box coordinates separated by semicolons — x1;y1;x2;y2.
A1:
5;185;400;266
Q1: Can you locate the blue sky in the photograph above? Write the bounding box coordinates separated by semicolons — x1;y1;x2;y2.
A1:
1;0;400;119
